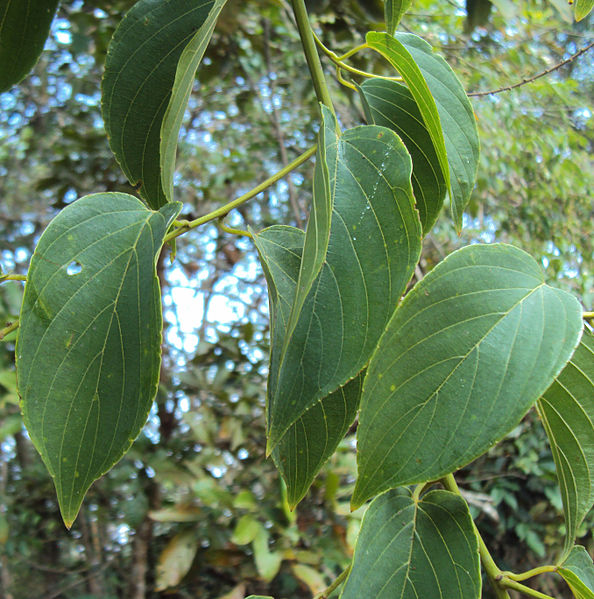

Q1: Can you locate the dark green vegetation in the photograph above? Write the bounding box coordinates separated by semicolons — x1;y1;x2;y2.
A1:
0;1;593;598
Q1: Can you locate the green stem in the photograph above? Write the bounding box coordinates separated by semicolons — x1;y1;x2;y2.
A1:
499;577;556;599
217;217;252;239
313;564;352;599
441;474;511;599
583;311;594;319
0;320;19;341
313;32;402;83
502;565;557;582
163;145;316;243
290;0;335;113
0;274;27;283
412;483;424;502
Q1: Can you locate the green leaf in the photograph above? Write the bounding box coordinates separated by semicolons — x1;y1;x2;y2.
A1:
102;0;227;209
538;330;594;555
254;226;365;506
353;244;583;507
282;106;336;353
558;545;594;599
17;193;181;527
341;489;480;599
155;530;199;591
384;0;413;34
259;124;422;453
0;0;59;92
253;528;283;582
360;78;447;233
574;0;594;20
245;596;274;599
366;32;480;231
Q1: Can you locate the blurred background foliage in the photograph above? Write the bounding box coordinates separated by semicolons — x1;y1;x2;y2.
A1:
0;0;592;597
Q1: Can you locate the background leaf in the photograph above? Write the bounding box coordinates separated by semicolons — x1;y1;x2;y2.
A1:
558;545;594;599
538;329;594;556
17;193;181;527
354;243;583;506
366;32;480;231
155;530;199;591
0;0;59;92
360;78;447;233
341;489;480;599
574;0;594;20
102;0;227;209
260;125;422;453
384;0;413;34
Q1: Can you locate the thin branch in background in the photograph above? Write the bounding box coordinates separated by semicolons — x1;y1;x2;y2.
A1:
0;320;19;341
468;41;594;97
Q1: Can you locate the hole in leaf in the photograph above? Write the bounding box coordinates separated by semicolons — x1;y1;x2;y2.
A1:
66;261;82;276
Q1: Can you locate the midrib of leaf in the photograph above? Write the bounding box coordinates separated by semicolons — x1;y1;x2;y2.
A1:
362;283;547;485
60;220;150;511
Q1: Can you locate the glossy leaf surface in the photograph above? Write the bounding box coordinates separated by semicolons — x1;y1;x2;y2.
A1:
384;0;412;34
354;244;583;506
102;0;226;208
0;0;59;92
18;193;181;526
538;330;594;555
261;124;422;453
341;489;480;599
360;78;447;233
366;32;479;231
558;545;594;599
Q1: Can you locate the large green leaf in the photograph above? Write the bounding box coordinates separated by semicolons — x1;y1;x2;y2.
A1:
384;0;412;34
261;125;422;452
558;545;594;599
17;193;181;527
366;32;480;231
254;226;365;506
102;0;227;209
574;0;594;20
353;244;583;507
341;489;480;599
0;0;59;92
360;78;447;233
538;330;594;555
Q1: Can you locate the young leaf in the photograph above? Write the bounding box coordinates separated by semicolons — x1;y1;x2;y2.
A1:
102;0;227;209
558;545;594;599
538;330;594;556
0;0;59;92
17;193;181;527
261;125;422;452
359;78;447;233
366;32;480;232
254;226;364;506
384;0;413;34
341;489;480;599
353;244;583;507
574;0;594;21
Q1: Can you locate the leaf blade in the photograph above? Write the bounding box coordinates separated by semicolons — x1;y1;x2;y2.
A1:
384;0;413;34
17;193;181;526
0;0;59;92
558;545;594;599
353;244;583;506
538;330;594;555
341;489;480;599
366;32;480;231
101;0;227;208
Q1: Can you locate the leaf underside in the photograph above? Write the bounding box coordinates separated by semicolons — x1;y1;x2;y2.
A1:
558;545;594;599
0;0;59;92
366;31;480;231
102;0;226;209
354;243;583;506
17;193;181;526
341;489;481;599
538;329;594;556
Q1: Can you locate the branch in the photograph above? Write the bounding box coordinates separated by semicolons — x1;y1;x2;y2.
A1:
313;564;351;599
0;274;27;284
0;320;19;341
468;41;594;97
